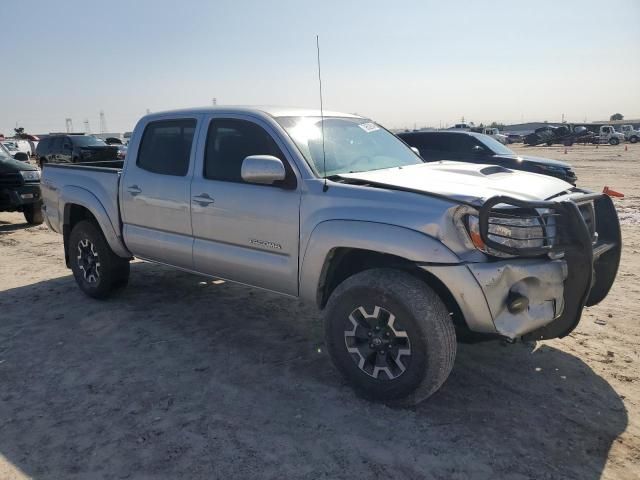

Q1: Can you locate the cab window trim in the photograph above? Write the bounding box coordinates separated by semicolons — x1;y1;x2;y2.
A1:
136;118;197;177
203;117;297;189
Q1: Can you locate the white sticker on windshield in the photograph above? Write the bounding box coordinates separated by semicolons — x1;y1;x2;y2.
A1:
358;122;380;133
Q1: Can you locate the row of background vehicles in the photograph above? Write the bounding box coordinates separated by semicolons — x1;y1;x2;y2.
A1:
0;133;126;225
522;124;634;146
2;118;634;229
444;121;639;147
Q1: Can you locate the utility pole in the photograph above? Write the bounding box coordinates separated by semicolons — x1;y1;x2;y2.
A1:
83;119;91;134
65;118;73;133
212;97;217;106
99;110;107;134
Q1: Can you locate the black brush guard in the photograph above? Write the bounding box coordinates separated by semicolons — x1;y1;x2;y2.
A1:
478;193;621;340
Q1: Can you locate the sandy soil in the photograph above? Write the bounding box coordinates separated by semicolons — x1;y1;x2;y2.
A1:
0;143;639;479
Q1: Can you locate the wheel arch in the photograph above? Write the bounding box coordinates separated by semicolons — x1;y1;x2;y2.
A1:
60;187;130;267
299;220;470;331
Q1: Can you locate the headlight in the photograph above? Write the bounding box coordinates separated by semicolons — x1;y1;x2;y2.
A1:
465;212;554;258
19;170;41;182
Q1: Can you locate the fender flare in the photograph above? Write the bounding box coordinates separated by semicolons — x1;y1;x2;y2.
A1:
299;220;461;306
60;185;130;258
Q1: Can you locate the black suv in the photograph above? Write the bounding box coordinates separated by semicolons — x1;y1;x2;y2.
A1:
36;134;119;168
398;131;577;184
0;143;43;224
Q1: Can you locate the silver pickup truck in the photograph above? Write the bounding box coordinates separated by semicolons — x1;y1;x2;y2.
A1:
41;107;621;405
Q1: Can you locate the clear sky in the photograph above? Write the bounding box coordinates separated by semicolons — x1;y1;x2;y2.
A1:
2;0;639;135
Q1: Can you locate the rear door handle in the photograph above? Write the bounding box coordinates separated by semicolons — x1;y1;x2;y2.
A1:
192;193;215;206
127;185;142;196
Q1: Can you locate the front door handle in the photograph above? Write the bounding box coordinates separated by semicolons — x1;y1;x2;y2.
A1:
127;185;142;196
192;193;215;206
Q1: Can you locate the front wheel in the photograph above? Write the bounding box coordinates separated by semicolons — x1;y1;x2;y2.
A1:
68;220;130;299
23;203;43;225
609;137;620;146
323;269;456;406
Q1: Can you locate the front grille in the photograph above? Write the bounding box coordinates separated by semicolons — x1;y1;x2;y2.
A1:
0;173;23;188
478;194;606;257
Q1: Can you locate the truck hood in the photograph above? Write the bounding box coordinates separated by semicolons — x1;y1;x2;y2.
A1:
339;161;573;204
496;154;571;168
0;156;39;173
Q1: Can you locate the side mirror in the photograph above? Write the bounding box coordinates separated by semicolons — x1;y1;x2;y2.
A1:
241;155;286;185
410;146;421;156
13;152;29;162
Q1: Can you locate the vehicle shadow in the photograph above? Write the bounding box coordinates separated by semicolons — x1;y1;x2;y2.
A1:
0;262;627;479
0;219;31;233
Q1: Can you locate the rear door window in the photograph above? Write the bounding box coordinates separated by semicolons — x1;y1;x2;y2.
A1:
136;119;196;176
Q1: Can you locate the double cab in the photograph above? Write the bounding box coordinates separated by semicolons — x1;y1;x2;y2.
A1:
41;107;621;405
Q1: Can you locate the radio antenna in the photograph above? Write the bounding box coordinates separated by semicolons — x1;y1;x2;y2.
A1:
316;35;328;192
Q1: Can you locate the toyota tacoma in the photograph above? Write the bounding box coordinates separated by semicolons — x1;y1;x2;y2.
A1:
41;107;621;405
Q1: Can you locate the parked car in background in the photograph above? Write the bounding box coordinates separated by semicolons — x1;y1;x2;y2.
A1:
42;106;620;404
505;133;523;143
618;125;639;143
397;130;577;184
36;134;119;168
5;138;34;156
114;143;127;159
0;143;43;224
447;122;475;131
590;125;626;146
0;141;29;162
523;125;590;147
482;127;508;144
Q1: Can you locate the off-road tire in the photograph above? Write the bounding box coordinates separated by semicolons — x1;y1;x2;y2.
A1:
324;268;456;406
630;136;638;144
23;203;44;225
609;137;620;146
69;220;130;299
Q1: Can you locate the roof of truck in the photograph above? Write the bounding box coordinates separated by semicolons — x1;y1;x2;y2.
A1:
145;106;363;119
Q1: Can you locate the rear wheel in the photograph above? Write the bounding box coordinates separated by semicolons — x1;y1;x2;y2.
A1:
609;137;620;146
324;269;456;405
630;136;638;144
546;141;553;146
23;203;43;225
68;220;130;299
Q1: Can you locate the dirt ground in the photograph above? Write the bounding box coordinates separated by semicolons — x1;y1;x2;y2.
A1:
1;143;639;479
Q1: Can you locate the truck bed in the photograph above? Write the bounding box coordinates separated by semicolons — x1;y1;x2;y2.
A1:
41;162;123;237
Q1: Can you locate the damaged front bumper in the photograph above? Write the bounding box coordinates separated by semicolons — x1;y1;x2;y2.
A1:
422;192;621;340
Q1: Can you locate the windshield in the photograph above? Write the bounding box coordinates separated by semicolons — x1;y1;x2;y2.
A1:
0;143;13;161
276;116;423;176
72;136;107;147
476;134;515;155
